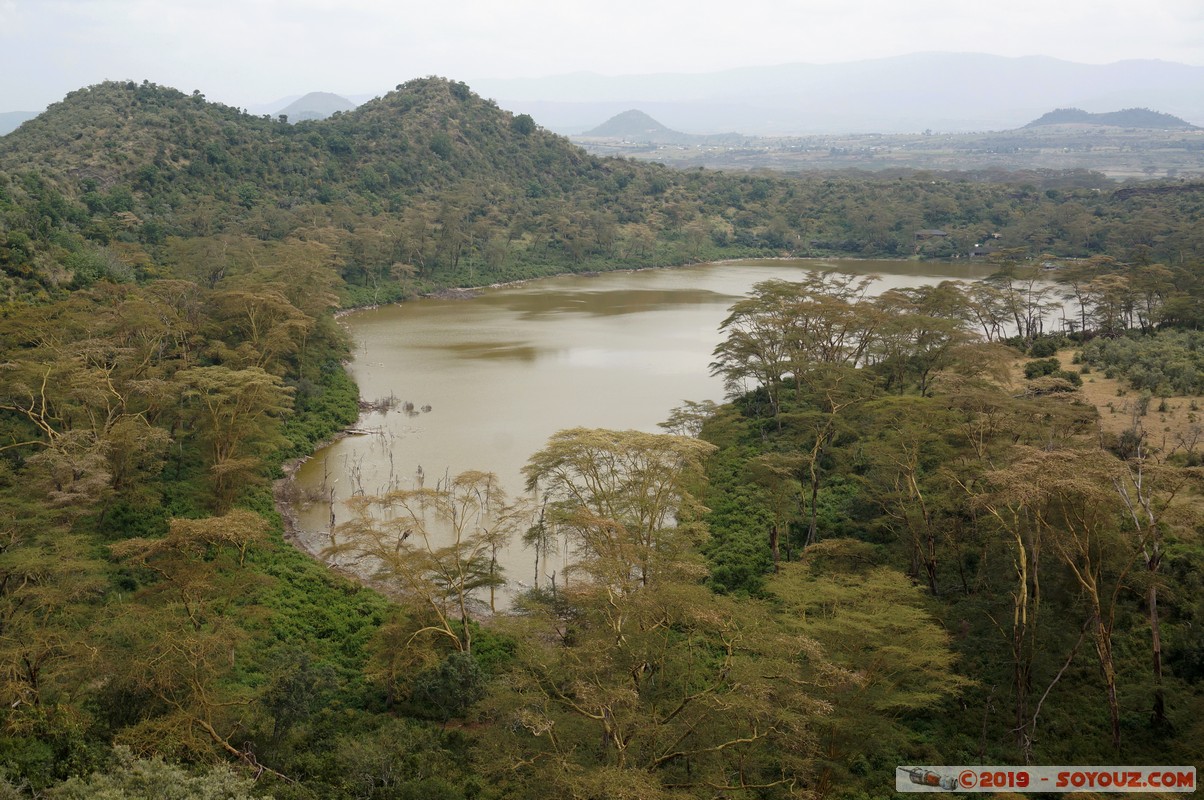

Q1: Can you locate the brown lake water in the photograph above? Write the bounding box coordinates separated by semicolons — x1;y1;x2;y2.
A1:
291;258;994;597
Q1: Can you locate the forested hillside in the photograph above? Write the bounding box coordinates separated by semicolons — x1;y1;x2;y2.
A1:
4;78;1204;310
1;77;1203;798
696;268;1204;778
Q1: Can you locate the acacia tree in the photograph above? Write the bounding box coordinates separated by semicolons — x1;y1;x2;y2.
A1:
966;456;1047;762
746;452;805;570
522;428;716;594
961;280;1013;342
861;396;959;595
1129;263;1176;332
980;256;1061;341
1055;255;1115;335
106;511;281;772
1019;449;1133;753
711;273;882;420
1109;444;1202;729
777;365;878;548
44;746;264;800
204;288;313;375
871;282;978;396
980;446;1137;755
175;365;293;511
710;282;795;414
0;507;106;722
482;568;833;799
102;605;263;768
0;290;178;517
766;547;970;796
328;470;524;654
111;510;271;629
1084;273;1134;338
213;237;344;379
657;399;718;438
781;271;881;370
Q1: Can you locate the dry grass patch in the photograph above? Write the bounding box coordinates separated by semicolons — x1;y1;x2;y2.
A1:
1007;349;1204;460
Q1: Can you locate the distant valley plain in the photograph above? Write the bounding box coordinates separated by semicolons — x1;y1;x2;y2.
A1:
573;126;1204;181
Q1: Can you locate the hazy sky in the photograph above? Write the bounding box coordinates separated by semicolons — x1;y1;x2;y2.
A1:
3;0;1203;111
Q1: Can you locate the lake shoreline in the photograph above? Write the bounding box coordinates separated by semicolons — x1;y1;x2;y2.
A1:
274;429;350;552
285;256;989;603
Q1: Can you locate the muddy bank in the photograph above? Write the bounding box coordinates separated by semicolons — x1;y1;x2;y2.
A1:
273;426;365;572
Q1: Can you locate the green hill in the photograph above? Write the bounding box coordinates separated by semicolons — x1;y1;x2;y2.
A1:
1023;107;1198;129
0;77;606;209
0;77;766;304
4;77;1204;309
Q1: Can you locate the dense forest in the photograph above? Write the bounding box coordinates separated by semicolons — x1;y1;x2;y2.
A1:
0;77;1202;798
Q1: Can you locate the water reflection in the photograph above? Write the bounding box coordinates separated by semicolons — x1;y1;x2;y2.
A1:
428;341;541;361
488;287;738;319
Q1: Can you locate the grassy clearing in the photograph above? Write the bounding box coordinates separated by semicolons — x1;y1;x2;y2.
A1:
1009;349;1204;460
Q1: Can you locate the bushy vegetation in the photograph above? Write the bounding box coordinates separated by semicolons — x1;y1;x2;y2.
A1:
0;75;1202;799
1024;356;1082;385
1082;329;1204;395
695;271;1204;781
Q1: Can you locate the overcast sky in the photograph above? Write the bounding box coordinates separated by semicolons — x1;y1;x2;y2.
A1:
3;0;1203;112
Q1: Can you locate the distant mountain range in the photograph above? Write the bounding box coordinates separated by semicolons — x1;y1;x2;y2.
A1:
580;105;1199;147
6;53;1204;137
467;53;1204;135
569;105;1201;178
1023;107;1198;129
276;91;357;122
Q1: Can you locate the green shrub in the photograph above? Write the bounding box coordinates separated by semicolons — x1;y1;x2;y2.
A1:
1024;358;1061;379
1056;369;1083;386
410;652;486;721
45;747;263;800
1081;331;1204;394
1028;336;1064;358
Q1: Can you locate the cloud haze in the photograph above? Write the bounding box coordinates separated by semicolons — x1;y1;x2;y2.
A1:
3;0;1202;111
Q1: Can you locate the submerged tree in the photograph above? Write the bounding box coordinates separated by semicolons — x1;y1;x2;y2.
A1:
328;470;524;653
522;428;716;592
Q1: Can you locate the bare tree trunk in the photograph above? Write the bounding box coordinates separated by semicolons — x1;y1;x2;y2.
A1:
1148;576;1166;727
1093;614;1122;753
1014;624;1032;760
